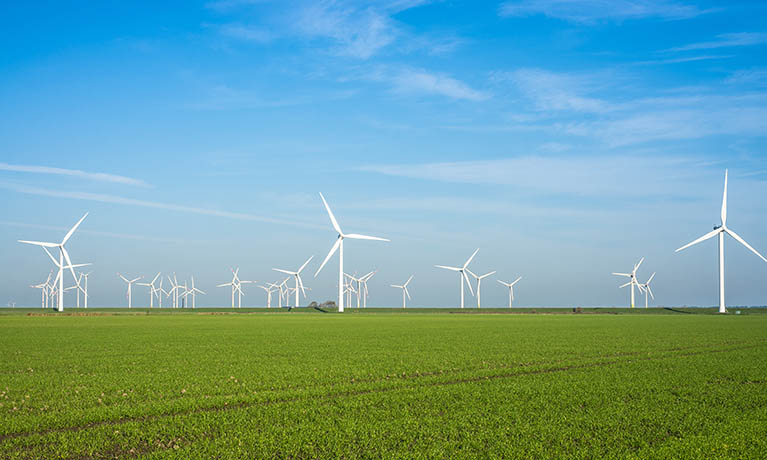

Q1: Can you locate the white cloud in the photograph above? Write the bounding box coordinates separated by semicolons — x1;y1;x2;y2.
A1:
391;69;488;101
0;163;149;187
359;155;705;196
494;68;609;113
0;182;321;229
726;69;767;87
667;32;767;52
498;0;710;23
218;24;274;42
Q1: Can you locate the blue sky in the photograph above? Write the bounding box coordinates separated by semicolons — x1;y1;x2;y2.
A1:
2;0;767;308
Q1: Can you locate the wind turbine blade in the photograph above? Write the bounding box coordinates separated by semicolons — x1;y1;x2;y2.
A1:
297;275;306;297
497;280;509;287
612;272;631;277
151;272;161;284
647;272;656;284
61;213;88;245
298;255;314;273
619;281;631;288
273;268;296;275
314;237;341;277
319;192;343;235
60;247;80;290
405;288;411;300
405;275;413;286
482;271;497;278
463;271;474;296
217;283;232;288
721;169;728;226
463;248;479;269
647;286;655;300
466;268;477;279
435;265;461;272
130;277;142;283
344;233;389;242
633;257;644;273
18;240;59;248
725;228;767;263
43;247;61;267
675;228;721;252
511;276;522;286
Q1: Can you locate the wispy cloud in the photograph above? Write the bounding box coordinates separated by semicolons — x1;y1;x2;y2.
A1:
0;163;149;187
666;32;767;52
217;23;274;42
493;68;609;112
726;68;767;87
390;69;488;101
0;182;321;229
0;221;207;244
188;84;357;110
358;155;706;196
634;54;733;65
498;0;710;23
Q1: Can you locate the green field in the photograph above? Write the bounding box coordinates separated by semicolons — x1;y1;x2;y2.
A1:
1;310;766;459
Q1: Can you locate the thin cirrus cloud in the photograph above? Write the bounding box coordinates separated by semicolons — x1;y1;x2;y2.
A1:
493;68;609;112
498;0;711;23
666;32;767;52
0;163;150;187
390;69;488;101
358;155;704;196
0;182;321;230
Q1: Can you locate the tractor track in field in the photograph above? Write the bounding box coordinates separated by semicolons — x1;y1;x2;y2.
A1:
2;340;765;455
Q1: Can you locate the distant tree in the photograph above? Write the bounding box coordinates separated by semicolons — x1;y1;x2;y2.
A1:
308;301;318;308
320;300;337;308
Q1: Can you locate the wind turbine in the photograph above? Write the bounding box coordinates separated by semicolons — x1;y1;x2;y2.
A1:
167;275;182;308
118;273;143;308
467;269;496;309
273;256;313;307
435;248;479;308
612;258;644;309
638;272;656;309
18;213;89;312
390;275;413;308
80;272;91;309
31;272;52;308
344;272;362;308
137;272;161;308
188;276;205;308
676;170;767;313
497;277;522;308
359;271;376;308
259;284;278;308
314;193;389;313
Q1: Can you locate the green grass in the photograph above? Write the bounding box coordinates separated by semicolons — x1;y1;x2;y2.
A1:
1;312;765;458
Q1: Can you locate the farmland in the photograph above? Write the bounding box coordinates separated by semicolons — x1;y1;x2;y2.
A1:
1;310;766;459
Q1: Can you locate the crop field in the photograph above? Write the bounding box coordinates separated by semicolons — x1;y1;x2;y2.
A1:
1;310;766;459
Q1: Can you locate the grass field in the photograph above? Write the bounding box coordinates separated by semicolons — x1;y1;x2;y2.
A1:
1;310;766;459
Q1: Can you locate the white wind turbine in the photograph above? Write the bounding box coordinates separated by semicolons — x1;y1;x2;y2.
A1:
18;213;89;312
497;277;522;308
314;193;389;313
167;275;182;308
638;272;656;309
676;170;767;313
435;248;479;309
80;272;91;309
612;258;644;309
259;284;278;308
137;272;161;308
217;268;254;308
188;276;205;308
359;271;376;308
273;256;313;308
390;275;413;309
344;272;363;309
31;272;53;309
467;269;496;309
118;274;143;308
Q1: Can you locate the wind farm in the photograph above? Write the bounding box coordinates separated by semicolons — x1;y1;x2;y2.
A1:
3;2;767;458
